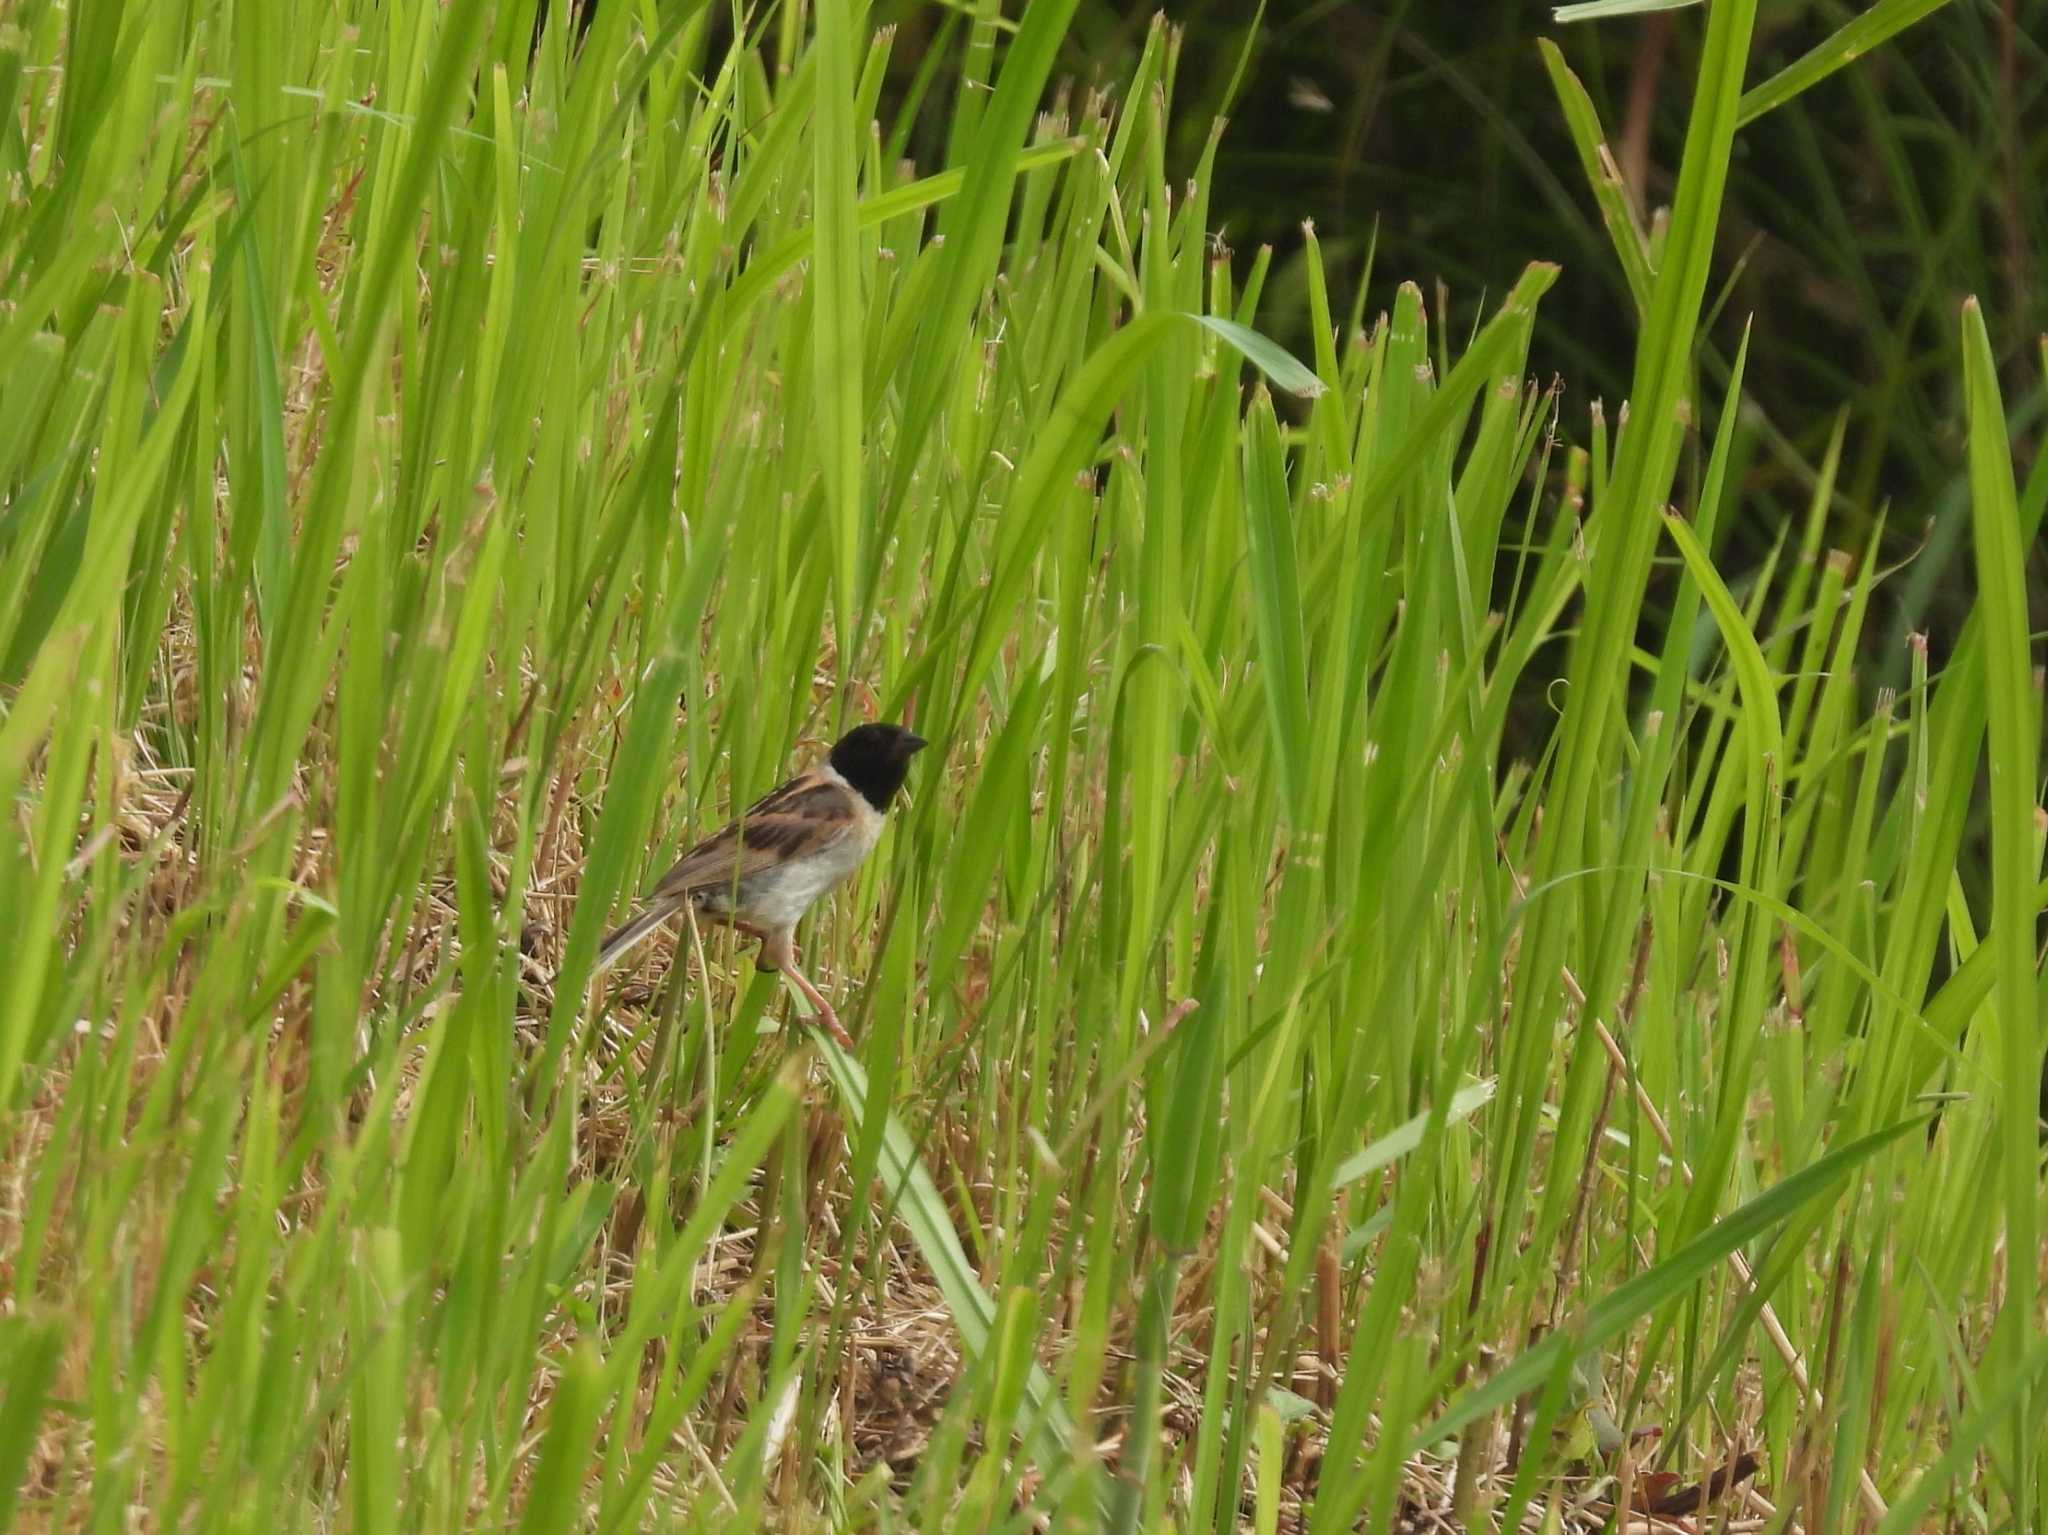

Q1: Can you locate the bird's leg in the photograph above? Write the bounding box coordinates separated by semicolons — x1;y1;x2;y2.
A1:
757;928;854;1051
786;964;855;1052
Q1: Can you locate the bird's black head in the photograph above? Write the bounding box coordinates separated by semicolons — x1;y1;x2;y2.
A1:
829;723;928;812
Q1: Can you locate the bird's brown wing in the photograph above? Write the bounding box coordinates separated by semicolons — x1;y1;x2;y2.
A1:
646;769;860;902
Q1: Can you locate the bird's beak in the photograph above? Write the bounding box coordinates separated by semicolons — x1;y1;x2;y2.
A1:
903;733;929;755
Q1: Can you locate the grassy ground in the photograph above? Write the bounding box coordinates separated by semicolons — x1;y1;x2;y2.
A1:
1;0;2043;1530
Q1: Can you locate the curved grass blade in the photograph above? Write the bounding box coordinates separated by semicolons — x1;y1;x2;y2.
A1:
1554;0;1699;19
1737;0;1955;128
1195;315;1325;398
1661;510;1785;770
1412;1115;1925;1451
815;1036;1104;1514
1330;1080;1496;1190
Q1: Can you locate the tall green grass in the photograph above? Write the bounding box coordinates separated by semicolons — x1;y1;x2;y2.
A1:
1;1;2041;1530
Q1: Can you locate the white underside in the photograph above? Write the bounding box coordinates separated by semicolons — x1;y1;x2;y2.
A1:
700;763;882;933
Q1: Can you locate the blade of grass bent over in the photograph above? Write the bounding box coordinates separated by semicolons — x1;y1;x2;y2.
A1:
815;1035;1105;1514
1416;1115;1925;1450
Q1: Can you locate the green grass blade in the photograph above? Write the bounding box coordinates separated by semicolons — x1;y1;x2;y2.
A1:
1737;0;1957;128
1415;1115;1924;1450
1555;0;1700;18
0;1314;63;1531
1537;39;1653;314
515;1344;606;1535
811;0;863;673
1241;388;1312;824
1959;294;2041;1519
1194;315;1325;398
817;1039;1104;1512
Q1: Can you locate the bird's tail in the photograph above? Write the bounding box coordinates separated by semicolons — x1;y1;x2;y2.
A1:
594;902;680;976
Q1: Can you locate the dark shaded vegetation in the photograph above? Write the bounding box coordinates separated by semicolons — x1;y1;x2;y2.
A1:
546;0;2046;653
875;0;2046;688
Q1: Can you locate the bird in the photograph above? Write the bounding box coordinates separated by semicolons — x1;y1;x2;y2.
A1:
594;722;928;1048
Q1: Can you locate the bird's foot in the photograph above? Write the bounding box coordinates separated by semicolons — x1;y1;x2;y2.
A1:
812;1003;855;1053
781;963;855;1051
